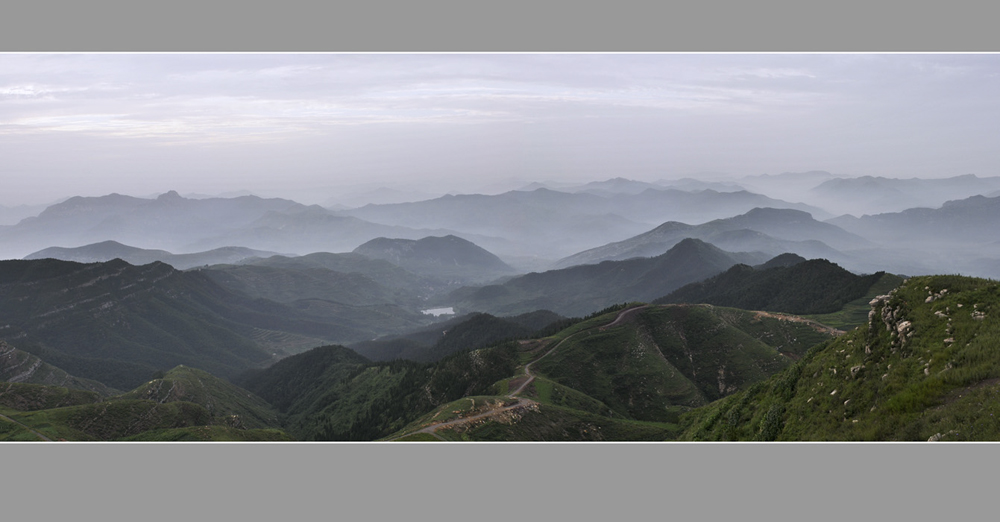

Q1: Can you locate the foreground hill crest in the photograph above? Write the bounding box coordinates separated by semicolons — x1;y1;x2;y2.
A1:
680;274;1000;441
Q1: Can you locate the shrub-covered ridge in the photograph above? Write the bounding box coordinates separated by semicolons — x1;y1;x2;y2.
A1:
679;275;1000;441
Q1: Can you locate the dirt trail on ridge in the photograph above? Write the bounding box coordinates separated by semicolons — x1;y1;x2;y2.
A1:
391;305;648;441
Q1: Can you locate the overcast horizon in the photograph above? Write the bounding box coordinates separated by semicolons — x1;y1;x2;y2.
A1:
2;53;999;207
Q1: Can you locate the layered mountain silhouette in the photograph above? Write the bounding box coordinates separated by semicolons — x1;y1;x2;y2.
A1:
232;252;442;298
824;194;1000;277
555;208;862;269
809;174;1000;216
26;240;281;270
341;187;825;260
0;191;455;259
447;238;766;317
8;175;1000;442
353;235;516;283
830;194;1000;246
342;188;649;259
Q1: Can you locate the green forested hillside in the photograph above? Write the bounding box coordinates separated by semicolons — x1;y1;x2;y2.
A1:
0;258;429;390
19;257;998;442
244;252;441;298
233;345;370;413
0;381;102;412
382;303;837;441
0;341;118;396
527;305;831;422
0;400;213;441
116;365;281;430
240;342;520;440
655;257;893;316
200;264;418;307
0;364;289;441
0;259;279;389
350;310;564;362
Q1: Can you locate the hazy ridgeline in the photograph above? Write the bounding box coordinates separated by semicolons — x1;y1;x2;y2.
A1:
5;173;1000;440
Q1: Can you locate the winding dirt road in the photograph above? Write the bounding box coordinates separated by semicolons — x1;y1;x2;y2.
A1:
391;305;647;441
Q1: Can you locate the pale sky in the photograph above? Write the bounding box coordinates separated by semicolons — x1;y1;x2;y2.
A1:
2;53;999;206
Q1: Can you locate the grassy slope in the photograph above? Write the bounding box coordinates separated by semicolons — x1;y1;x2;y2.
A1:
0;365;290;441
241;340;520;441
115;365;281;430
804;272;906;330
384;393;677;442
0;381;102;411
529;305;823;423
0;400;213;441
436;403;678;442
0;400;292;442
117;426;294;441
385;303;836;441
680;275;1000;441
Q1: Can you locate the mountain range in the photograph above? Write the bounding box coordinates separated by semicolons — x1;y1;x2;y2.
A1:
9;173;1000;442
26;240;282;270
0;258;433;390
553;207;863;269
0;191;455;260
445;238;768;317
656;256;892;316
352;235;516;283
340;187;827;260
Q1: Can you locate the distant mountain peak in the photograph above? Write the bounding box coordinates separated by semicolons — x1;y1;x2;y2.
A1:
354;235;514;281
755;253;807;270
672;237;710;250
742;207;812;220
649;221;694;233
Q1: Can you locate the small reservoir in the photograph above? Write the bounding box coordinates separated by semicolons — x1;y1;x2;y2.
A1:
421;307;455;317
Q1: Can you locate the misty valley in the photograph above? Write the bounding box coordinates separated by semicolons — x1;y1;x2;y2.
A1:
4;173;1000;441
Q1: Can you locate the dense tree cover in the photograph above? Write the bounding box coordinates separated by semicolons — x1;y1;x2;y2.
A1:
116;366;281;430
0;257;433;390
239;340;519;441
655;258;887;315
312;343;519;440
530;305;806;422
233;345;370;412
0;381;102;411
350;310;567;362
